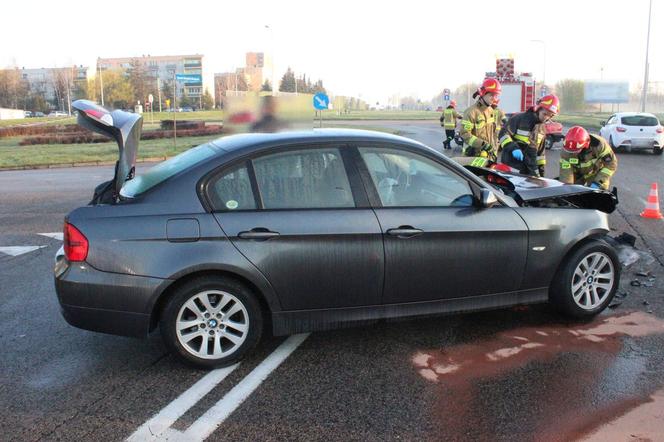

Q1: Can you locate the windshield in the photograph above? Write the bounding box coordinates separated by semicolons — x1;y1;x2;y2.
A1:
621;115;659;126
120;142;219;198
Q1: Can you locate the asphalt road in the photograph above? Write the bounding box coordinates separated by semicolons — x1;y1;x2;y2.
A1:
1;121;664;441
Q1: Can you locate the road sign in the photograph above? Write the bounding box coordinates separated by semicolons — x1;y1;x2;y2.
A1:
443;88;450;94
313;93;329;110
148;94;154;104
175;74;202;84
444;94;450;101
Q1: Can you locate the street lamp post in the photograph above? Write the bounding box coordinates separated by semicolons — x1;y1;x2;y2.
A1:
641;0;652;112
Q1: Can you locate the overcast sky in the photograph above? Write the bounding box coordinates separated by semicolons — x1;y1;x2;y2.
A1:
2;0;661;103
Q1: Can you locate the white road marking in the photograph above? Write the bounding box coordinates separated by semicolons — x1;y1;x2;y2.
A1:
182;333;309;440
0;245;47;257
39;232;64;241
127;364;239;442
127;333;310;442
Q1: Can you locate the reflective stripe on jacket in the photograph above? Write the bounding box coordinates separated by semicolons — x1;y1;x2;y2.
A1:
498;109;547;176
460;102;498;157
441;107;462;129
559;134;617;189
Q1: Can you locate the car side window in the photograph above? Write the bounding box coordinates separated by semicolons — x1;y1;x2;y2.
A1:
359;147;474;207
252;148;354;209
208;162;257;211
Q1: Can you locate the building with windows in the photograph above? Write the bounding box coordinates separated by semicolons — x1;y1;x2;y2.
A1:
97;54;204;102
214;52;266;103
14;65;90;104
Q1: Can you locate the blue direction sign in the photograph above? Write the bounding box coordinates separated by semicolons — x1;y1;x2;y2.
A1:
313;93;330;110
175;74;202;84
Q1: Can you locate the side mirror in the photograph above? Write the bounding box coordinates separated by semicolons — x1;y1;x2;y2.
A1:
480;189;499;208
600;121;606;127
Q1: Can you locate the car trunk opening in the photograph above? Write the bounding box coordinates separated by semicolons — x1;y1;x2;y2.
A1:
72;100;143;204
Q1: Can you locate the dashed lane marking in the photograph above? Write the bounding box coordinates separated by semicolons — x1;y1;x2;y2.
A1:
127;333;310;441
0;246;47;257
39;232;64;241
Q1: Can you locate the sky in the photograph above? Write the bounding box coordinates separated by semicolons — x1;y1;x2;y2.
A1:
2;0;661;104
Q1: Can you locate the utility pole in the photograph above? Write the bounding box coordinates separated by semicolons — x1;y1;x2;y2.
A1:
157;77;162;112
641;0;652;112
98;61;105;106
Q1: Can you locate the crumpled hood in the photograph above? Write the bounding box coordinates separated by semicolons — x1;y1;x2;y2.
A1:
465;166;619;213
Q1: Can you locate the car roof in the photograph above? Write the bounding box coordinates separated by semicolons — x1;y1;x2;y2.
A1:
613;112;658;118
207;128;428;155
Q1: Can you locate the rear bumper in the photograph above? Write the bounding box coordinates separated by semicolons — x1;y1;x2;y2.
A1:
54;253;168;338
614;135;662;149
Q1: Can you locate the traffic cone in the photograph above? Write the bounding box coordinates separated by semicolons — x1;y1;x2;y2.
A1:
640;183;664;219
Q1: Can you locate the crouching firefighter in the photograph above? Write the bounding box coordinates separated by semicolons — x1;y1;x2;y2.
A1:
459;78;501;167
499;94;560;177
560;126;617;190
440;100;462;150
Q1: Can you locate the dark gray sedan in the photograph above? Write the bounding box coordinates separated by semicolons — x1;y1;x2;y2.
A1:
55;100;620;368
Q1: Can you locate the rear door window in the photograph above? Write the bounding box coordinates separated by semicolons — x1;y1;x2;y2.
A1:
252;148;354;209
620;116;659;126
207;162;257;211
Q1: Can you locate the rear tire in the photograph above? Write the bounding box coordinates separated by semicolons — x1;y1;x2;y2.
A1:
160;276;263;368
654;146;663;155
550;239;620;318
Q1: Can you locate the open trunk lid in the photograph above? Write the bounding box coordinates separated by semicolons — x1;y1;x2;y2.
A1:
466;166;618;213
72;100;143;204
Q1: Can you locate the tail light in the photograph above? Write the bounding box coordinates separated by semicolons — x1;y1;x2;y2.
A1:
64;222;88;262
657;127;663;134
616;127;627;133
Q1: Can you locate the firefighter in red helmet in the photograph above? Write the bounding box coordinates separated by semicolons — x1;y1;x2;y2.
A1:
440;100;462;150
560;126;617;190
499;94;560;177
459;78;502;165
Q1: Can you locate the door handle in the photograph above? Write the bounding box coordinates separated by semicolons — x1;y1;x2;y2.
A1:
386;226;423;238
237;228;280;241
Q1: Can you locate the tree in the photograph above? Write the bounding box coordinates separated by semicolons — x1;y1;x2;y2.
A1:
555;79;585;112
261;79;272;92
279;67;296;92
99;69;133;109
201;88;214;110
453;83;480;110
128;58;150;105
0;68;28;109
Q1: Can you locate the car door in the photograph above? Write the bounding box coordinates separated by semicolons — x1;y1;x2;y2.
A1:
207;144;384;311
353;144;529;304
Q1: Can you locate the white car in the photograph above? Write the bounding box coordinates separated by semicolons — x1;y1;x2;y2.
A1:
599;112;663;155
48;111;69;117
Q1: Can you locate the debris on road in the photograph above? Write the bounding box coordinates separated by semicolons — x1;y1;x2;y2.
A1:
631;280;642;287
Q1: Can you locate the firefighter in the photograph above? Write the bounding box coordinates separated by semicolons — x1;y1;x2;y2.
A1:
560;126;617;190
492;104;507;154
440;100;462;150
460;78;501;165
499;94;560;177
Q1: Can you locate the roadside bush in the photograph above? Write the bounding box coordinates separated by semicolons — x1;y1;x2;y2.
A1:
0;124;84;138
160;120;206;130
17;125;224;145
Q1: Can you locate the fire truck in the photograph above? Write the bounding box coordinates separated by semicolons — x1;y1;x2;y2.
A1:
487;57;563;149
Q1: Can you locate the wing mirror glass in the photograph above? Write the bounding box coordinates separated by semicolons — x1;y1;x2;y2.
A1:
480;189;498;208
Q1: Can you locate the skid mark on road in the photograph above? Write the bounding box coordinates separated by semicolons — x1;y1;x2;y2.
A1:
128;333;309;441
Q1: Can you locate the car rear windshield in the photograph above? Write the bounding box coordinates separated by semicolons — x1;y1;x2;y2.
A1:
120;142;218;198
621;116;659;126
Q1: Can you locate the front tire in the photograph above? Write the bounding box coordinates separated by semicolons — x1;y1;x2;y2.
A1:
654;146;663;155
160;276;263;368
550;239;620;318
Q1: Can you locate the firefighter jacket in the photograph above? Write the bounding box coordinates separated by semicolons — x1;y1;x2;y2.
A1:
559;134;617;190
498;108;547;176
493;107;506;134
460;102;498;159
440;106;462;129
